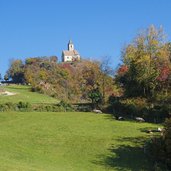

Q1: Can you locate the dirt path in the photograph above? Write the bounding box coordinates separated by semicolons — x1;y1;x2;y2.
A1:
0;91;16;96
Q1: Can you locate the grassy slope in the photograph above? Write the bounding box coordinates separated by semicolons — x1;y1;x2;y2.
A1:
0;112;158;171
0;85;58;104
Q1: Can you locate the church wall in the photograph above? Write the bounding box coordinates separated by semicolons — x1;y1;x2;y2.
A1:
64;56;73;62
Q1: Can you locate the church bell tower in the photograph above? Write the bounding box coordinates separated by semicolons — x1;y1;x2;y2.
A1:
68;40;74;51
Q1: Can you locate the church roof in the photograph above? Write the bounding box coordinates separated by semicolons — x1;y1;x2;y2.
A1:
62;50;79;56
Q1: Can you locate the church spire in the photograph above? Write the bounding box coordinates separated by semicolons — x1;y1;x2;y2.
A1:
68;39;74;51
69;39;73;44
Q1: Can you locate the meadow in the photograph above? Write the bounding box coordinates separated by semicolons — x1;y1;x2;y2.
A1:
0;85;58;104
0;111;158;171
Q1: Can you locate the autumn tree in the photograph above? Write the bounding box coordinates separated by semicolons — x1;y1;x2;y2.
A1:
100;57;114;103
116;25;171;98
7;57;116;103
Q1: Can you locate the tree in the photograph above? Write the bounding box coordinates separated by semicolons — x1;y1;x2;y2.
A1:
116;25;171;98
88;87;102;108
7;59;25;83
4;74;9;82
81;61;101;98
100;57;114;103
5;56;116;103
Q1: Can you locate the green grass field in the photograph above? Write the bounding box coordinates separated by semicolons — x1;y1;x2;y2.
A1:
0;85;58;104
0;112;158;171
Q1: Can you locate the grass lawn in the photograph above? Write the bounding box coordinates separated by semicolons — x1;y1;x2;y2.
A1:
0;112;158;171
0;85;58;104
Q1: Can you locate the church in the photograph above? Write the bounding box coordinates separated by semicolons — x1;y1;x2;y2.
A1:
62;40;81;62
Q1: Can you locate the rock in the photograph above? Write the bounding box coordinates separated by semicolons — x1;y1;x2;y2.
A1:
146;127;163;134
135;117;145;122
118;116;125;121
93;109;102;114
157;127;162;132
146;130;153;134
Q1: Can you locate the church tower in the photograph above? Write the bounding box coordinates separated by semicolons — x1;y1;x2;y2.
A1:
68;40;74;51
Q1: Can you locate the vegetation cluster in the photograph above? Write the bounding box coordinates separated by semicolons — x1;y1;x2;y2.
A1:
145;118;171;170
109;26;171;169
0;100;74;112
5;57;116;105
111;26;171;123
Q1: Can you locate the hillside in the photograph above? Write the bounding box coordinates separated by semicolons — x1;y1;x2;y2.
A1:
0;112;158;171
0;85;58;104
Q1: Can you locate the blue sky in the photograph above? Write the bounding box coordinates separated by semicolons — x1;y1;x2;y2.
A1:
0;0;171;76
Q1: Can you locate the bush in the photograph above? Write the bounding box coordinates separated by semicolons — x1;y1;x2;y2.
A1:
0;102;16;111
88;88;102;108
0;101;75;112
108;96;149;119
145;137;165;161
58;100;74;111
163;118;171;169
17;101;31;111
72;103;92;112
145;118;171;170
108;95;170;123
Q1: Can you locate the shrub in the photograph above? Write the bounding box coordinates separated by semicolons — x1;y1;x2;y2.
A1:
32;101;74;112
145;118;171;170
108;95;170;123
72;103;92;112
144;137;165;161
88;88;102;108
58;100;74;111
17;101;31;111
0;101;75;112
163;118;171;169
0;102;16;111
